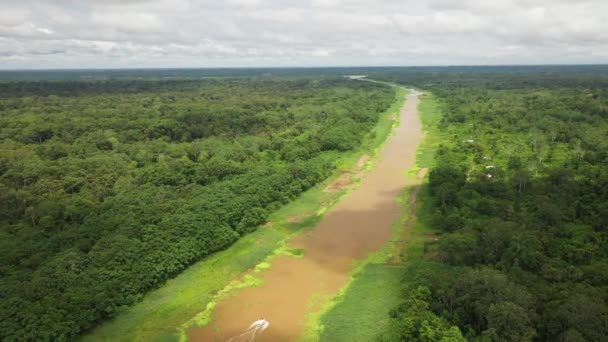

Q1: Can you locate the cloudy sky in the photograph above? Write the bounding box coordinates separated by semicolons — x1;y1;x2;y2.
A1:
1;0;607;69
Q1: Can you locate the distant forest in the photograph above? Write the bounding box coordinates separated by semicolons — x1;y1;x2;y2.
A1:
373;68;608;341
2;64;607;82
0;78;394;340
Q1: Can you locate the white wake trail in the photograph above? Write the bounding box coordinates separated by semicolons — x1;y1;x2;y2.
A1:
227;319;269;342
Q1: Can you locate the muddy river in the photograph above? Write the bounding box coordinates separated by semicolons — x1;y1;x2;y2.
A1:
189;88;422;341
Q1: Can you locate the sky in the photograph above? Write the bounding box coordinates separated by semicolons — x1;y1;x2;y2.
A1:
0;0;607;69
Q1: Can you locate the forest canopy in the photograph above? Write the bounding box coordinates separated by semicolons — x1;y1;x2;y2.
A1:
373;68;608;341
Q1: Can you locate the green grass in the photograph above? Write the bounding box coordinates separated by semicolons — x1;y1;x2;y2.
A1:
83;84;404;342
319;265;403;342
414;93;442;170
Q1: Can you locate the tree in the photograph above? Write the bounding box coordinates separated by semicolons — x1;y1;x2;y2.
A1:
389;287;466;342
483;302;536;342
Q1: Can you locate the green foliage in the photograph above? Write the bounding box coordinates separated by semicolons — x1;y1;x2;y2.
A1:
0;78;394;340
385;287;466;342
379;69;608;342
484;302;535;342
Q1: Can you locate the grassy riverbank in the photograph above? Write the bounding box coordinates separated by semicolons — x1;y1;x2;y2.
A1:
83;86;406;342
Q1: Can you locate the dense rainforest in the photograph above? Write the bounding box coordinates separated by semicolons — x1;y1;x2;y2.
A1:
374;70;608;341
0;77;395;340
3;66;608;342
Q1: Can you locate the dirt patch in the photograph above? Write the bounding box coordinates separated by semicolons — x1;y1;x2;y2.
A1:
423;234;442;261
356;155;370;169
287;215;304;223
323;155;370;193
425;233;441;241
189;91;423;341
323;175;352;193
417;167;429;179
263;221;274;227
424;250;443;262
387;182;423;266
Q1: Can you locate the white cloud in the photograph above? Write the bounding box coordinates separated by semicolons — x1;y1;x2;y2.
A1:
0;0;606;68
91;12;165;33
0;8;30;27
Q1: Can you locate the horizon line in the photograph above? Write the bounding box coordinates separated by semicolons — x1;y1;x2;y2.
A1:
1;63;608;72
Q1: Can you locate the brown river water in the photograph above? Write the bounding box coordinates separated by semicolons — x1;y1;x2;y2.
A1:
189;89;422;341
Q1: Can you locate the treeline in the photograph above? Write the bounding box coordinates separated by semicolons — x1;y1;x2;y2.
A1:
3;65;608;83
0;78;395;340
371;65;608;90
0;79;210;98
380;72;608;341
